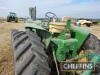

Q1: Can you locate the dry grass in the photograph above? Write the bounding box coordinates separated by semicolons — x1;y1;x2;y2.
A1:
0;22;24;75
90;25;100;39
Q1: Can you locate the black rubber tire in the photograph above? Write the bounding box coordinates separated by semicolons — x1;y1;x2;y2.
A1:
83;34;100;75
15;18;18;23
11;29;50;75
85;23;91;27
15;20;18;23
83;34;100;54
7;18;10;22
15;21;18;23
94;63;100;75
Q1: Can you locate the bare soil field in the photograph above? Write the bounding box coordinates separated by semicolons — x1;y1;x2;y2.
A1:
0;22;100;75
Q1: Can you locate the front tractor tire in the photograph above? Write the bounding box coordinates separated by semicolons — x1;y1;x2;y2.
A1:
11;30;50;75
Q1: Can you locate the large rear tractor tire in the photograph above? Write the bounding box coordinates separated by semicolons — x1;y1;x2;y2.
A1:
83;34;100;75
11;29;50;75
83;34;100;54
15;18;18;23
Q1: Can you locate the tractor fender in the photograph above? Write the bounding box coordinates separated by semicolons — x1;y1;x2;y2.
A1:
71;26;91;49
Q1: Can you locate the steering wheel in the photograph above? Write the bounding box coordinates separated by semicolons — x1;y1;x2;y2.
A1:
45;12;58;22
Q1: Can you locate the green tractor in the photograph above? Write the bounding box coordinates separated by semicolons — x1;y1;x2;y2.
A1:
7;12;18;23
11;8;100;75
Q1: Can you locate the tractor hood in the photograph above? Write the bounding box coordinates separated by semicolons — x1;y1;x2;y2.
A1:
25;19;48;30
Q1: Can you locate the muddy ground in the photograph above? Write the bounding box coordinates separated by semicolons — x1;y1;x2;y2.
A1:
0;22;100;75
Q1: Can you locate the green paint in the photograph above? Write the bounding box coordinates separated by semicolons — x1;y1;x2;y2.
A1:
66;19;71;29
51;38;78;61
70;26;90;49
36;29;52;48
25;20;90;62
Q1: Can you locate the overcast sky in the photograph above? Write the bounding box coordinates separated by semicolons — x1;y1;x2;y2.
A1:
0;0;100;18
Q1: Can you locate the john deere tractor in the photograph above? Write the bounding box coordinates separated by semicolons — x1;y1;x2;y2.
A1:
7;12;18;23
11;8;100;75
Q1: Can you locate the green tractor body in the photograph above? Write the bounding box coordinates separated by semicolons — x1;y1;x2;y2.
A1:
24;17;100;75
26;20;89;62
7;12;18;22
11;7;100;75
25;20;90;61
